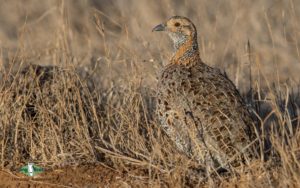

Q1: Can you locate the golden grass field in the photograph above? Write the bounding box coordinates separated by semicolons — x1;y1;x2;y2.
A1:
0;0;299;187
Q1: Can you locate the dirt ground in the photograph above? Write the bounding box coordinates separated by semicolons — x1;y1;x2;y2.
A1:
0;164;137;188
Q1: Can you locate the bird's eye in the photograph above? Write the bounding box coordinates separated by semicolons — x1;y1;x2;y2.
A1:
174;22;181;27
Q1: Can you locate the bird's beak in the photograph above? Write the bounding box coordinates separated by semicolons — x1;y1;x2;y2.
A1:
152;23;166;32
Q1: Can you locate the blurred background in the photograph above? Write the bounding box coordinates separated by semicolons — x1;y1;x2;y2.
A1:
0;0;299;91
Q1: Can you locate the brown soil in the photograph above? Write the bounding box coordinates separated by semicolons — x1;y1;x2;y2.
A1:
0;164;136;188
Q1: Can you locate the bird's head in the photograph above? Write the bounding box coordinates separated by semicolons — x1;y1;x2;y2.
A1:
152;16;197;50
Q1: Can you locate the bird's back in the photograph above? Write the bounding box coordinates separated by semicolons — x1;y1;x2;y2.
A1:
157;60;255;168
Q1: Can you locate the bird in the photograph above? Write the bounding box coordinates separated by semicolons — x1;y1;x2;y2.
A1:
152;16;256;173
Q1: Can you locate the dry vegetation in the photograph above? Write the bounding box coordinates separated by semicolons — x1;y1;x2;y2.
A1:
0;0;299;187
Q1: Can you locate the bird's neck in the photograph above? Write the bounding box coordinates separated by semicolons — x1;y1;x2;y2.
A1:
171;36;201;66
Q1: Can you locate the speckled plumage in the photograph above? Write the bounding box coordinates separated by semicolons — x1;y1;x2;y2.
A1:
153;16;256;171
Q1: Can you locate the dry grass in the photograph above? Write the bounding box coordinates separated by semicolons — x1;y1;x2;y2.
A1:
0;0;299;187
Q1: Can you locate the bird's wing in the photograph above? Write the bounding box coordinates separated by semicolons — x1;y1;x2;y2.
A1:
157;63;254;165
185;63;255;164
